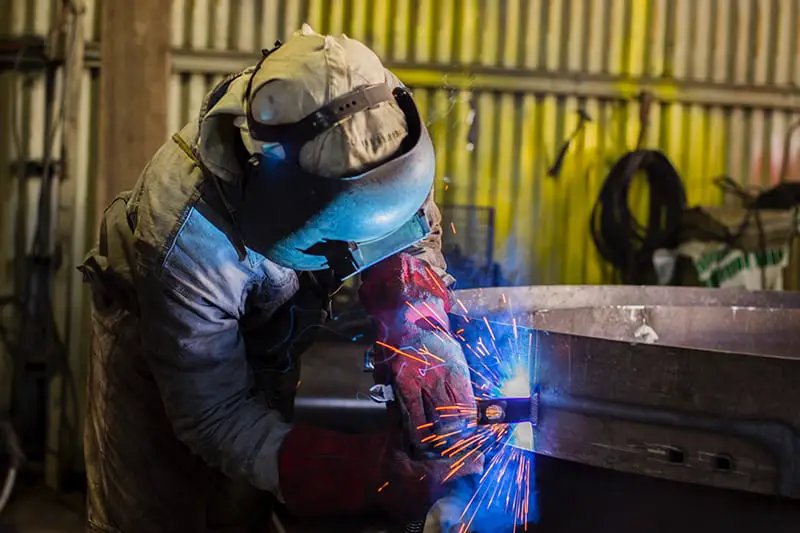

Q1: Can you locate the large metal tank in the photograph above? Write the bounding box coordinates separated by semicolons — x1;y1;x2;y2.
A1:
456;285;800;498
291;286;800;532
454;285;800;532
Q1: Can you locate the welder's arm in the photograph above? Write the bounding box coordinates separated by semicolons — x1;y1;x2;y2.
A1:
136;270;290;497
404;188;455;287
359;249;481;467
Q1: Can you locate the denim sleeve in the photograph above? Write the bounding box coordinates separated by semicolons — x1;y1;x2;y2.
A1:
406;187;455;287
136;208;293;496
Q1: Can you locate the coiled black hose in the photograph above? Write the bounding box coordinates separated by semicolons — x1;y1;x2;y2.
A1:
590;150;687;284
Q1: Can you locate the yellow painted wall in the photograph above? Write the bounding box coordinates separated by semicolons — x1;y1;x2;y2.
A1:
164;0;800;286
5;0;799;289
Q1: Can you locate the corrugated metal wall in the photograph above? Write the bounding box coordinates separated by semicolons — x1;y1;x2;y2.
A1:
6;0;800;289
1;0;799;467
1;0;100;475
163;0;800;286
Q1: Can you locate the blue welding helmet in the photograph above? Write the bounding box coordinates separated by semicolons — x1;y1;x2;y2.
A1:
237;81;435;281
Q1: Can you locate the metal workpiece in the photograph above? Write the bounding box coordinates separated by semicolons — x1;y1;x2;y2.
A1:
454;285;800;324
455;285;800;500
292;341;388;433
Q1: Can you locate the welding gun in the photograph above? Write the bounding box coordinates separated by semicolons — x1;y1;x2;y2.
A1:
367;348;540;429
475;393;539;427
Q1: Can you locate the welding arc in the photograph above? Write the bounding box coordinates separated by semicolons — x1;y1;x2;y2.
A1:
590;150;686;285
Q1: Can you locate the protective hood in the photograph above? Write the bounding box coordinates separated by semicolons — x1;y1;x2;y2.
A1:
237;86;436;278
191;25;436;279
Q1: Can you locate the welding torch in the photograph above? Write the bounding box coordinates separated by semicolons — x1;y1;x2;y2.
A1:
366;346;540;429
476;393;539;427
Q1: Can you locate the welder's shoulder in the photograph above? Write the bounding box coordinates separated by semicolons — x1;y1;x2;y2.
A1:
156;195;298;317
126;121;206;268
128;122;298;316
79;123;205;296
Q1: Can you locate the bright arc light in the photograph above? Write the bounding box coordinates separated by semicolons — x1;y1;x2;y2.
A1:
499;362;534;451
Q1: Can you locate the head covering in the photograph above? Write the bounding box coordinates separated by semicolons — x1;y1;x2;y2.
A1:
226;24;436;278
240;24;408;179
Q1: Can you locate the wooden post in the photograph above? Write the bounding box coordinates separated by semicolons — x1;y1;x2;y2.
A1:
98;0;171;212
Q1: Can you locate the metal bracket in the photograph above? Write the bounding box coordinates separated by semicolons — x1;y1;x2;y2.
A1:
368;384;395;403
9;160;63;179
363;347;376;372
0;35;53;72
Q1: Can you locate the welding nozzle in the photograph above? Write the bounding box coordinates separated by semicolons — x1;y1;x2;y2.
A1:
476;393;539;426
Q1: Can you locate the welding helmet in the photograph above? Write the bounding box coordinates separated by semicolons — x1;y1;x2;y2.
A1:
235;27;435;281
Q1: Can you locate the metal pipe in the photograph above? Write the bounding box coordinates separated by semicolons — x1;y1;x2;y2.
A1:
7;41;797;112
0;466;16;516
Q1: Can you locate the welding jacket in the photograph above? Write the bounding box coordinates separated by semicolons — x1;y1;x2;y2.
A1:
78;67;451;533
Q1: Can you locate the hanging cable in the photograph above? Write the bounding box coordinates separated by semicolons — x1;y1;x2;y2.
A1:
0;1;84;481
590;150;687;284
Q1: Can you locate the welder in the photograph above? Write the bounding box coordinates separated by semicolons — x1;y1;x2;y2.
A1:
78;24;481;533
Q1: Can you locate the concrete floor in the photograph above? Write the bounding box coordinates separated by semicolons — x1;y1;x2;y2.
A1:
4;463;800;533
0;481;400;533
1;483;84;533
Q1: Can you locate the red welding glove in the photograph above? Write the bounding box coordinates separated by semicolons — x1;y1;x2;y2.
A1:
359;254;480;464
278;424;455;522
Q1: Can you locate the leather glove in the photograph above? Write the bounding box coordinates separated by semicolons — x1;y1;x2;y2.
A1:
278;424;453;522
359;254;478;457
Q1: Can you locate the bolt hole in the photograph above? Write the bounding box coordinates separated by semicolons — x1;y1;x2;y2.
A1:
713;454;734;472
667;448;685;464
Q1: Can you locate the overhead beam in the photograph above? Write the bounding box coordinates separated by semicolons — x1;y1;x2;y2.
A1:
76;43;800;113
4;39;799;113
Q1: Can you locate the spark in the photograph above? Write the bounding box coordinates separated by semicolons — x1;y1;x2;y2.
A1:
377;481;389;493
417;346;446;364
443;462;465;482
377;291;537;528
421;301;449;330
375;341;430;365
404;301;452;345
456;299;470;316
451;222;457;234
482;316;496;341
419;293;538;531
425;266;445;294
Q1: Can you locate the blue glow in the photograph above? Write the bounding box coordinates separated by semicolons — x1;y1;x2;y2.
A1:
446;307;540;532
499;364;534;451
